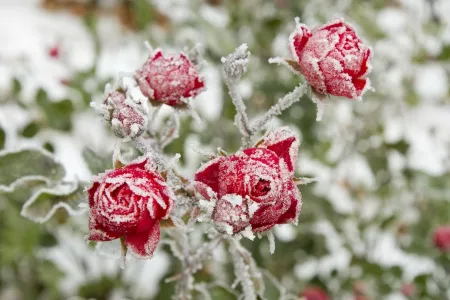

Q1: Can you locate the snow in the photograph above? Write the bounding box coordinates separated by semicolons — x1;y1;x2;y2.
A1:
414;64;448;103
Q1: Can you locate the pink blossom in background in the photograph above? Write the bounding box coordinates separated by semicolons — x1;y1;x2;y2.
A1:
433;225;450;252
401;283;416;298
301;286;329;300
48;45;60;59
87;157;175;259
194;127;302;234
289;18;372;100
136;49;205;107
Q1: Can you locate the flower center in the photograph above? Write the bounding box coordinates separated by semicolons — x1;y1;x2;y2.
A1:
252;179;271;197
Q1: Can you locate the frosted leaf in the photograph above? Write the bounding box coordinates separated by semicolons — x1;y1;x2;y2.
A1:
21;181;87;223
0;148;65;191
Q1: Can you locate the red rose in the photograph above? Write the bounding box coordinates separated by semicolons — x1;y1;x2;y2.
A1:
194;127;301;234
289;18;372;100
87;157;175;259
136;49;205;107
301;286;329;300
433;225;450;252
103;90;147;140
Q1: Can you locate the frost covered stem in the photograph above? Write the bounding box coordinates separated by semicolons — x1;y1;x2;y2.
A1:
229;238;258;300
250;83;307;133
222;44;252;144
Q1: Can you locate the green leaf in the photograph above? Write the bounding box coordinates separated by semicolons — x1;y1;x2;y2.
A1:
82;147;112;175
21;181;87;223
0;148;65;190
0;126;5;149
36;89;74;131
21;121;41;138
12;77;22;96
437;44;450;61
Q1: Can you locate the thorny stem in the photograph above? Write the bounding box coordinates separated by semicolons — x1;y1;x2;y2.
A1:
224;76;252;143
173;233;224;300
250;83;308;133
222;44;253;146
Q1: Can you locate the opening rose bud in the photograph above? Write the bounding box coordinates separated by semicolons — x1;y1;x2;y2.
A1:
194;127;302;234
289;18;372;101
87;157;175;259
135;49;205;107
102;89;147;140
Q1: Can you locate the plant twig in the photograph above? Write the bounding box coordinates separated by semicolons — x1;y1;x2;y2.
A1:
250;83;307;133
222;44;253;145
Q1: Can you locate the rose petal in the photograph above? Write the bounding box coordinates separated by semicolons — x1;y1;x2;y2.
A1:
194;156;225;195
261;127;300;173
193;181;218;200
126;210;161;259
250;201;285;233
88;214;122;241
277;182;302;225
289;22;312;63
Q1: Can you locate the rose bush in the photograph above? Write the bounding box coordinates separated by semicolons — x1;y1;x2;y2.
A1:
87;157;175;258
194;127;302;234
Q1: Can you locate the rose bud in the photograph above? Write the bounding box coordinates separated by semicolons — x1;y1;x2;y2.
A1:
433;225;450;252
87;157;175;259
301;286;329;300
135;49;205;107
103;89;147;140
194;127;302;234
289;18;372;100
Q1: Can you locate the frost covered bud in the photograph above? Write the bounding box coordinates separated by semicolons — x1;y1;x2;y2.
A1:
289;18;372;100
194;127;302;234
103;89;147;140
433;225;450;252
135;49;205;107
87;157;175;259
222;43;250;80
301;287;329;300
